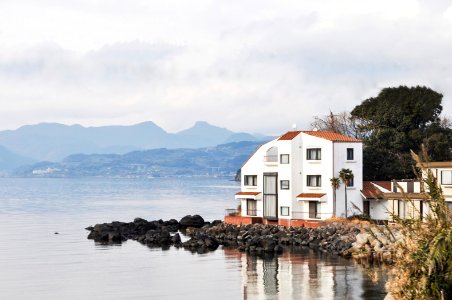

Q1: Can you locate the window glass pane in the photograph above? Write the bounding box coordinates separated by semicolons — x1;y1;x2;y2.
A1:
280;180;289;190
441;171;452;185
347;148;354;160
247;199;257;216
280;154;289;164
307;175;321;187
265;147;278;162
244;175;257;186
264;195;277;217
347;177;354;187
281;206;289;216
307;148;321;160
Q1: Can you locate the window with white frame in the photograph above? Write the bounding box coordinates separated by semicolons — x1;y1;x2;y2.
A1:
280;206;290;216
347;148;354;160
307;148;321;160
307;175;321;187
244;175;257;186
280;154;289;164
280;180;290;190
441;170;452;185
246;199;257;216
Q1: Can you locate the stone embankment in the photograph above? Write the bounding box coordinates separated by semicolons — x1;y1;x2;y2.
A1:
86;215;400;261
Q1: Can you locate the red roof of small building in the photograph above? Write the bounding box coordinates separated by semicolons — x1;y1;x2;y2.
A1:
296;193;326;198
277;130;361;142
302;131;362;142
361;181;391;199
235;191;261;196
278;131;302;140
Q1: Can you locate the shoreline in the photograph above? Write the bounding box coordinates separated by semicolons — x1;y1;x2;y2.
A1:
86;215;399;265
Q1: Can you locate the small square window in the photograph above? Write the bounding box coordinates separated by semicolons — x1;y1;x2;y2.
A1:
441;170;452;185
280;180;290;190
347;148;354;160
347;177;354;187
244;175;257;186
307;148;321;160
280;154;290;164
281;206;290;216
307;175;321;187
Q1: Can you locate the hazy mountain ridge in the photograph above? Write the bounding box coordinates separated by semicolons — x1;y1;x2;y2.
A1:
13;141;263;178
0;121;270;162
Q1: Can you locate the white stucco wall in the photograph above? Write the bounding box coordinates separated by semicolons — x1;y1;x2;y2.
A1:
368;199;388;220
333;142;363;218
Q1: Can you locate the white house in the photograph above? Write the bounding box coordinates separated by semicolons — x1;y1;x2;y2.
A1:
228;130;363;227
361;180;428;222
361;161;452;221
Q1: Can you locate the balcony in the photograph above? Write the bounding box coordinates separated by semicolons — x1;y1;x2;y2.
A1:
263;155;278;165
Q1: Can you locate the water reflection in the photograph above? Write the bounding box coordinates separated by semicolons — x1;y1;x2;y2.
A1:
224;247;388;300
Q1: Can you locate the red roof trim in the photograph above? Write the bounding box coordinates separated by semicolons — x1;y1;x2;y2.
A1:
278;131;302;140
296;193;326;198
361;181;391;199
235;191;261;196
302;131;362;142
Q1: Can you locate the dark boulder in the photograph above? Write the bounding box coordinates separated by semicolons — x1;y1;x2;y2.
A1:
179;215;205;228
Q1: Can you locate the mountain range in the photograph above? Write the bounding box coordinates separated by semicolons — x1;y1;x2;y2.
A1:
13;141;262;178
0;121;271;175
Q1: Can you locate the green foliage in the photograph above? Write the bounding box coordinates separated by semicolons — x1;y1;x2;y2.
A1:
351;85;452;180
339;168;353;186
338;168;354;217
386;153;452;299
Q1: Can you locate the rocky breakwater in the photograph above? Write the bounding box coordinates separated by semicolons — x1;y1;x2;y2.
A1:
87;215;390;258
348;226;402;265
86;215;222;252
185;222;360;257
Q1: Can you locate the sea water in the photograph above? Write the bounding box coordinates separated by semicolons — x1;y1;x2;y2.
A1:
0;177;387;299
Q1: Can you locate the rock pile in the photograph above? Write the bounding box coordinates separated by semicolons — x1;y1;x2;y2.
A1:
185;222;359;256
86;215;399;262
349;228;402;265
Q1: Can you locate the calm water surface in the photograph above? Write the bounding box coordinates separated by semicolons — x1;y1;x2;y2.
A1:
0;177;388;299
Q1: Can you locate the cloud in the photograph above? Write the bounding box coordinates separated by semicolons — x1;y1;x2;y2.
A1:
0;0;451;134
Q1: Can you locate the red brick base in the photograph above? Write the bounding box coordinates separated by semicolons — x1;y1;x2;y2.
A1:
224;216;263;225
224;216;321;228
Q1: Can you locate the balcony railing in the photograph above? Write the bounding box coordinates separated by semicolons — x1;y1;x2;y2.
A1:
292;211;333;220
225;209;239;216
246;209;260;216
263;155;278;163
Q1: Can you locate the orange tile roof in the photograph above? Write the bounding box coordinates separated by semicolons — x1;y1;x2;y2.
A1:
235;191;261;196
361;181;391;199
302;131;362;142
278;131;302;140
296;193;326;198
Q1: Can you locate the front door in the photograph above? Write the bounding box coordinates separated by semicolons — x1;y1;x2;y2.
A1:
309;201;319;219
263;173;278;220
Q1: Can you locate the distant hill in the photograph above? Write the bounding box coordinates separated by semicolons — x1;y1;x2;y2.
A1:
0;121;270;161
13;141;264;178
0;145;34;172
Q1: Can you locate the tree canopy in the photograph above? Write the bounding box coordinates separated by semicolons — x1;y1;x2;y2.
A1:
351;85;452;180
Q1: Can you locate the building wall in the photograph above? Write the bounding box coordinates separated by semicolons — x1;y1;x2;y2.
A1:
333;142;363;217
368;199;388;220
298;134;334;219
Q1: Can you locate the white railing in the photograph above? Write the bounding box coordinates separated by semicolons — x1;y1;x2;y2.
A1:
291;211;334;220
263;155;278;163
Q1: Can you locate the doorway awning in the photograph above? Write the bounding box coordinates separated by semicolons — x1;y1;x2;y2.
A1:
296;193;326;202
235;191;261;200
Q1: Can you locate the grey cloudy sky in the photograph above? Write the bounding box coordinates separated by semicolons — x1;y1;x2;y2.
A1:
0;0;451;134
